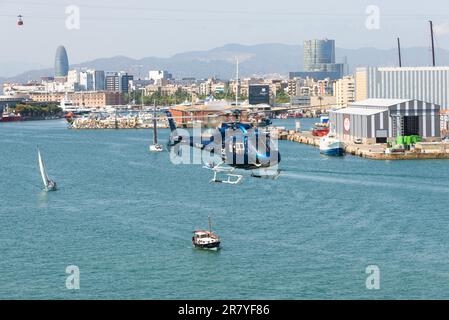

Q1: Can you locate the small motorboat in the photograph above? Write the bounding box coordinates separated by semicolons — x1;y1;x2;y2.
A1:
192;216;220;250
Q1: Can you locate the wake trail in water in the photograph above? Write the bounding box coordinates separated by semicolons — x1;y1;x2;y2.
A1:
282;167;440;180
281;172;449;193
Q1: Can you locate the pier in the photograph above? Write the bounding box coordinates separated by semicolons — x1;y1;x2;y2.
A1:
282;130;449;160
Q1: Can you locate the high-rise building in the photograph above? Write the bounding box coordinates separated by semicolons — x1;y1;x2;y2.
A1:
105;72;119;92
80;70;94;91
290;39;344;80
93;70;105;91
304;39;335;71
356;66;449;109
54;45;69;77
119;72;133;93
105;72;133;93
334;76;355;107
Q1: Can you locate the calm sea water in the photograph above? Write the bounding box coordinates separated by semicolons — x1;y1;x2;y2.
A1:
1;118;449;299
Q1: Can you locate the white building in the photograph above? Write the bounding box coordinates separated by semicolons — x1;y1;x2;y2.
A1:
80;70;94;91
2;83;46;97
148;70;172;83
79;69;105;91
67;69;80;87
356;66;449;110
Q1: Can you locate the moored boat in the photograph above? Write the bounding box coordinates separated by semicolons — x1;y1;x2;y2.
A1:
312;124;329;137
319;135;345;156
311;115;330;137
0;106;22;122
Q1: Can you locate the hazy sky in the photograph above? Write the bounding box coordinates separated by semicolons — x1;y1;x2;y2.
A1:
1;0;449;74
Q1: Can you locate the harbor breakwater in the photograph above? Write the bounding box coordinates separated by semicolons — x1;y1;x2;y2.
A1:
69;117;169;129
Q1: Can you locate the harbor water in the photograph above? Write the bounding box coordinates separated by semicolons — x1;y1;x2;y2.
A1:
1;119;449;299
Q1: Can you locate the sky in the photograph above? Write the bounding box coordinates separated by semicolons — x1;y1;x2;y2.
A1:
1;0;449;76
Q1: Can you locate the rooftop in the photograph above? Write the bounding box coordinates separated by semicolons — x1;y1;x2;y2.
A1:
332;107;386;116
351;99;412;107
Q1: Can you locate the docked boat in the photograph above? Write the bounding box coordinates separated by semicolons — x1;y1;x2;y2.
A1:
311;115;330;137
192;216;220;250
37;147;57;191
0;106;22;123
312;124;330;137
319;135;345;156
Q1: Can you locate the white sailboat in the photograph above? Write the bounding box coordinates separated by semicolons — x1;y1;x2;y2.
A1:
149;101;163;152
37;147;57;191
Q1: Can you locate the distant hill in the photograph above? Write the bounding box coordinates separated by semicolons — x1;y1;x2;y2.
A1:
2;43;449;87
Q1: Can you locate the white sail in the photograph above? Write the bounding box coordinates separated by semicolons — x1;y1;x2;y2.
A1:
38;148;50;187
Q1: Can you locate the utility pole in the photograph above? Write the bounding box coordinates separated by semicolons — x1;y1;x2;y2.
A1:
430;20;436;67
397;37;402;67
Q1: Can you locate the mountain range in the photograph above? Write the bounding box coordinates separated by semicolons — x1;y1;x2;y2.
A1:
1;43;448;86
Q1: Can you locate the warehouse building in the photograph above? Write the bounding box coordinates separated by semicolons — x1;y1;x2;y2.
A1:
356;67;449;110
329;99;441;144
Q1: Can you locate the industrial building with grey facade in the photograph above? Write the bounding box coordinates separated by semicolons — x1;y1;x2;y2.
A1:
355;67;449;110
329;99;441;144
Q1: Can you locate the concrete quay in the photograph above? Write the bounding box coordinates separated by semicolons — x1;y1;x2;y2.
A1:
282;131;449;160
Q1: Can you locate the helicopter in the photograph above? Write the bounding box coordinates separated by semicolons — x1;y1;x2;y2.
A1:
165;110;281;184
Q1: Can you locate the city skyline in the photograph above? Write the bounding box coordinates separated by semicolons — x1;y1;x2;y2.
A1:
1;0;449;76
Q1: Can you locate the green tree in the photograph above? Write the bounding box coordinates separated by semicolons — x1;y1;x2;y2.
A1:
275;88;290;104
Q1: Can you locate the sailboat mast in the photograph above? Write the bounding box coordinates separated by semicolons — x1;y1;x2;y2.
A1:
235;58;239;107
153;99;157;144
208;216;212;233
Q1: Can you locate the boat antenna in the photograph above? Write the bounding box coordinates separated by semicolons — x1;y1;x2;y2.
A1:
208;216;212;233
429;20;436;66
397;37;402;67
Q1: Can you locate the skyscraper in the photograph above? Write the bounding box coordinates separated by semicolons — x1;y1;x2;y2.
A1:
289;39;344;80
54;45;69;77
105;72;133;93
304;39;335;71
